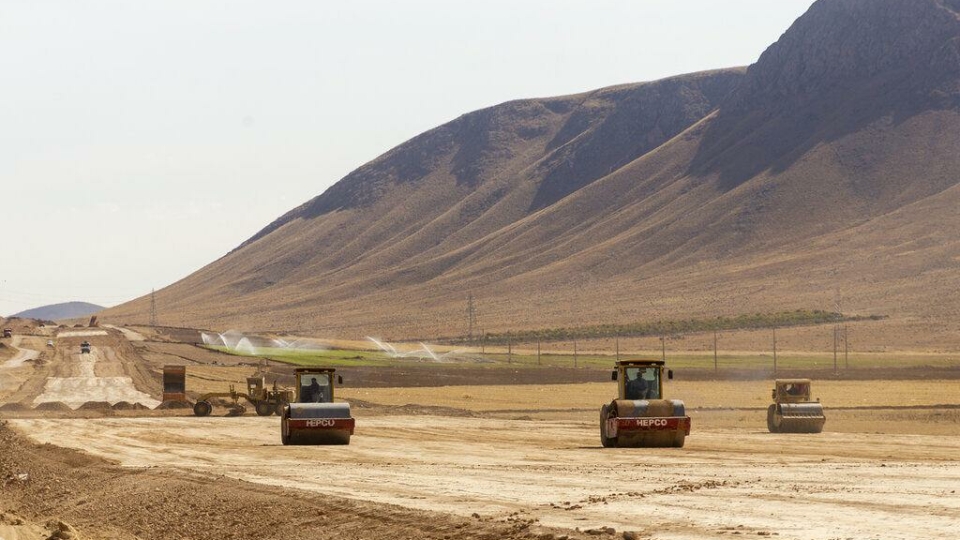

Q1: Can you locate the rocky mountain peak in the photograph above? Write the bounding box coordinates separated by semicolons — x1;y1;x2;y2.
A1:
729;0;960;111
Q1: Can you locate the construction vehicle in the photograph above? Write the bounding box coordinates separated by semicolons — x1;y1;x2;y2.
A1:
162;365;187;403
80;341;91;354
280;368;354;445
193;376;293;417
767;379;825;433
600;360;690;448
2;329;11;338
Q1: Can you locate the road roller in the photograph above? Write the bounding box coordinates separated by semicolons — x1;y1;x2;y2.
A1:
600;360;690;448
280;368;354;445
767;379;825;433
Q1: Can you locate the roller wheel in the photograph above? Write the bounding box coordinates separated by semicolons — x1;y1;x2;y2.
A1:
255;401;274;416
600;404;617;448
672;431;686;448
193;400;212;417
767;404;779;433
281;412;291;445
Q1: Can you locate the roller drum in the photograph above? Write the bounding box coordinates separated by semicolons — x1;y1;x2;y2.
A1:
282;403;355;445
774;403;825;433
602;399;690;448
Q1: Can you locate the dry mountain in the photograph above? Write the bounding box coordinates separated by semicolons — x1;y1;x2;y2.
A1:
105;0;960;343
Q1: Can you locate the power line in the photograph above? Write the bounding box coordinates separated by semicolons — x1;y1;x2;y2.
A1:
150;289;158;327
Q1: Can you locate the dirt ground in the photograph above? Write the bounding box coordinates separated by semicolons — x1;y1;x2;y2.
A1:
1;320;959;540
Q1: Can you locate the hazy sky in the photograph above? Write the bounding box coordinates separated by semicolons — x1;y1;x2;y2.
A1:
0;0;816;316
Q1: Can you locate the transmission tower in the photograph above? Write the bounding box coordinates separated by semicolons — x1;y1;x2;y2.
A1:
150;288;158;327
466;294;477;342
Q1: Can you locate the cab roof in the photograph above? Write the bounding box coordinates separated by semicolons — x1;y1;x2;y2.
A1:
615;359;665;367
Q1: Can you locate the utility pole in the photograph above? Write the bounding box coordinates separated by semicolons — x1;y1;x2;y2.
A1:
615;334;620;362
713;330;718;373
466;294;477;343
149;288;158;327
832;326;838;373
773;327;778;376
844;325;849;369
660;335;666;362
833;289;841;372
537;337;541;366
507;338;512;364
573;338;578;368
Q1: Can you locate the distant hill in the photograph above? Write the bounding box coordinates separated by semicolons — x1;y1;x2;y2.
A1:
14;302;104;321
104;0;960;344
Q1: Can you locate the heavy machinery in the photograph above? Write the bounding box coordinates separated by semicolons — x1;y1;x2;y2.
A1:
2;328;11;338
80;341;91;354
767;379;825;433
600;360;690;448
162;365;187;403
280;368;354;445
193;376;293;417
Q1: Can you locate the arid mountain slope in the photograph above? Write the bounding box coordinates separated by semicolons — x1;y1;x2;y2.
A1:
105;0;960;343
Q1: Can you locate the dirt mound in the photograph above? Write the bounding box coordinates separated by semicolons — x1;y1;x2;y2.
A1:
111;401;150;411
33;402;72;411
0;402;28;411
156;400;192;410
77;401;113;411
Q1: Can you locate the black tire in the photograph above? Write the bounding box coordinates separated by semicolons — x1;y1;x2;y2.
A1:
254;401;274;416
280;409;292;445
600;404;617;448
274;401;287;416
193;400;212;417
766;404;779;433
672;432;686;448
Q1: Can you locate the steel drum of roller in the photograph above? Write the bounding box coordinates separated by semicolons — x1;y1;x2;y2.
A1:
283;402;354;445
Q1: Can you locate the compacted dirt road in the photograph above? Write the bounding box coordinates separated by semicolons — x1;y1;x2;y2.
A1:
12;414;960;540
1;322;959;540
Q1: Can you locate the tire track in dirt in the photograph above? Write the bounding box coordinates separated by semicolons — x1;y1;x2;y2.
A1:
12;415;960;540
32;340;160;409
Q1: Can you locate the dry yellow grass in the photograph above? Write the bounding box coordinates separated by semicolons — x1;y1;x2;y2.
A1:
339;380;960;411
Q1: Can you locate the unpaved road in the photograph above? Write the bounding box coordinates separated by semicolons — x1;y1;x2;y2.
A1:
31;342;160;409
3;321;959;539
1;336;39;369
13;415;960;540
0;328;161;409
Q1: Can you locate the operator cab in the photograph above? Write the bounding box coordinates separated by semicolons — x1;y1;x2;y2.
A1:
295;369;343;403
623;365;661;399
611;360;672;401
773;379;813;402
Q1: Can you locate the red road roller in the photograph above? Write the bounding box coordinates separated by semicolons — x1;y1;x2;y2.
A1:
280;368;355;445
